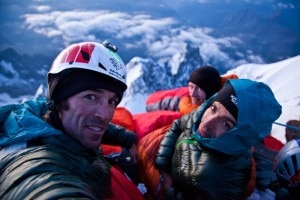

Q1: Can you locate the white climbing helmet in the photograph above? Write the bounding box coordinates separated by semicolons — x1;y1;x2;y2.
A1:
274;139;300;186
48;41;127;89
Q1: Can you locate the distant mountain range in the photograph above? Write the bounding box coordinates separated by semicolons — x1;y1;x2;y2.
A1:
0;48;50;98
0;0;299;103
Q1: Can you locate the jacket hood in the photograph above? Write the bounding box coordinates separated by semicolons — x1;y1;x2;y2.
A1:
0;98;62;147
193;79;282;155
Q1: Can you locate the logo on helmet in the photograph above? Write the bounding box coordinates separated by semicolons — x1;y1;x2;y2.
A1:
110;57;123;70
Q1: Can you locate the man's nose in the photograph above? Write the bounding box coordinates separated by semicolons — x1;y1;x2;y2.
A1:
94;104;111;120
202;116;216;130
191;89;197;96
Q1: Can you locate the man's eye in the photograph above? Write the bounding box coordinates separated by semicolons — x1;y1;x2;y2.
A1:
221;120;234;131
222;121;230;129
85;94;96;100
109;99;118;107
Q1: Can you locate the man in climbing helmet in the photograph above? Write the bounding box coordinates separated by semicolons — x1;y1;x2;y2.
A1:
43;41;129;150
0;41;142;199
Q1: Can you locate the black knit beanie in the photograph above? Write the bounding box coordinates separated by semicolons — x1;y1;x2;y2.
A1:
47;69;125;102
189;66;221;99
213;82;238;121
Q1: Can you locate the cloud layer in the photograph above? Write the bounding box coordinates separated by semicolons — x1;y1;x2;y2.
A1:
22;5;263;68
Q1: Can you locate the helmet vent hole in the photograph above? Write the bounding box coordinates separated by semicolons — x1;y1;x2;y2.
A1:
292;155;298;173
278;168;284;175
81;50;91;61
283;161;291;176
98;63;107;71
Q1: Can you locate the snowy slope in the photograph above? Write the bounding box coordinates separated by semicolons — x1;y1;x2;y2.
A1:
119;57;153;114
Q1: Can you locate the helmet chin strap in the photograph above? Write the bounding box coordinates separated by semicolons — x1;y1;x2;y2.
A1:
46;100;55;111
46;100;66;132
